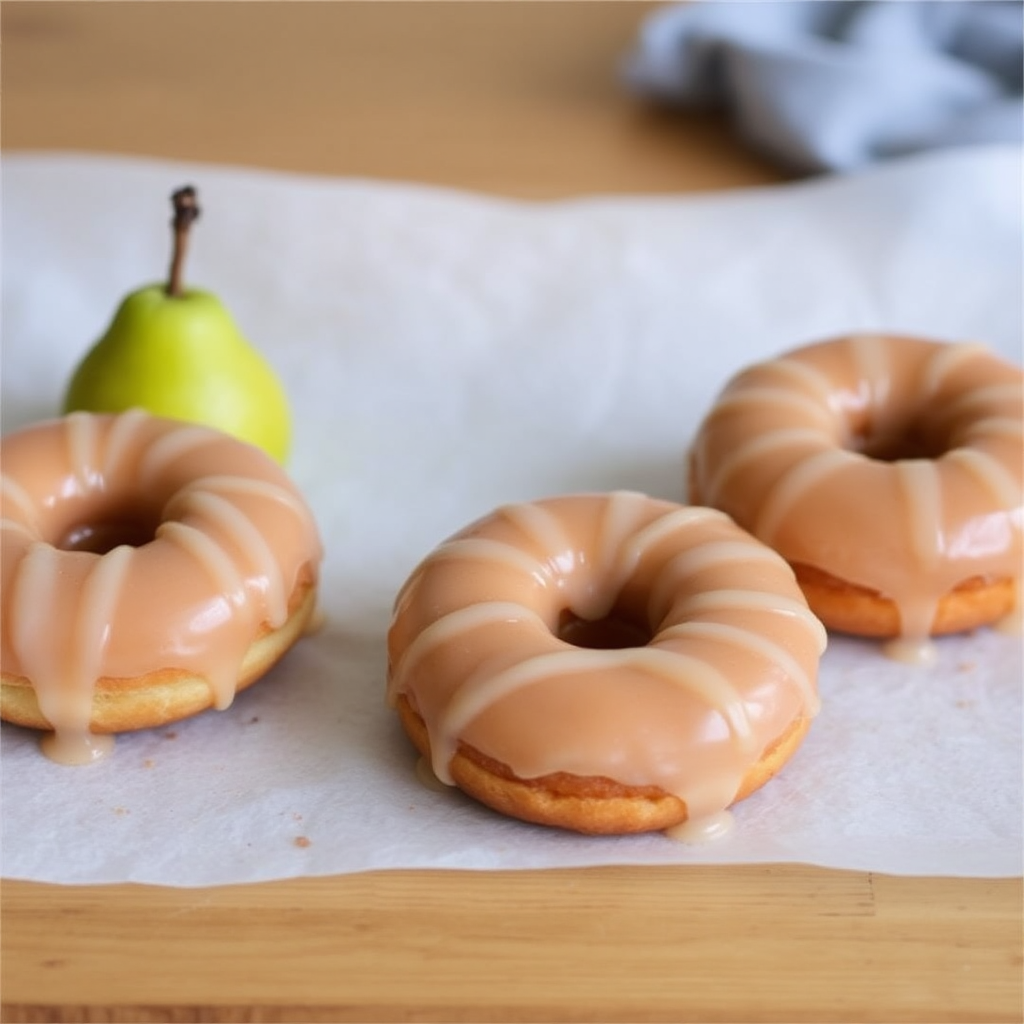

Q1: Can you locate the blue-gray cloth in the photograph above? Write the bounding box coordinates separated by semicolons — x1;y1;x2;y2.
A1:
624;1;1023;172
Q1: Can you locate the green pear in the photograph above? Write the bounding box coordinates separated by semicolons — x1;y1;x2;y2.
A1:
63;187;291;463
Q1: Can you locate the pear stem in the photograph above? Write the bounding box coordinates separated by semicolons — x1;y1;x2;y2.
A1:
167;186;201;298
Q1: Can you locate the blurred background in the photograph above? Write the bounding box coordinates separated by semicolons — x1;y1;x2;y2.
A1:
0;1;787;197
4;1;1021;197
5;1;1020;201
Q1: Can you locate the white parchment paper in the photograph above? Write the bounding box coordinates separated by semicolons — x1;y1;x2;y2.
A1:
1;149;1021;885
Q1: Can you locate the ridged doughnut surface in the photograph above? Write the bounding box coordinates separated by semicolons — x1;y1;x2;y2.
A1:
1;410;323;763
387;492;826;835
689;335;1023;662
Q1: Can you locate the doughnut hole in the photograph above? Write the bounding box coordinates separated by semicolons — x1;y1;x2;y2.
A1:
557;605;653;650
844;396;954;462
55;494;166;554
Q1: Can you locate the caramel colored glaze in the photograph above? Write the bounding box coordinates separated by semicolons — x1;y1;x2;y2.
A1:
1;582;317;734
397;691;812;835
791;565;1018;640
689;336;1024;661
0;411;323;761
387;492;826;833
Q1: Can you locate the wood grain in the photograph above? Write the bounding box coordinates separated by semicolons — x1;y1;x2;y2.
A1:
0;0;786;198
1;3;1020;1022
3;869;1021;1023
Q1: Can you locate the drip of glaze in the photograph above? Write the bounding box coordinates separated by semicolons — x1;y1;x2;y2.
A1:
882;635;938;666
850;333;891;415
304;604;327;636
659;619;820;716
431;644;758;791
391;495;824;820
415;755;452;793
2;413;322;762
432;538;552;585
703;428;829;505
665;810;736;844
156;520;252;711
169;490;288;627
40;730;115;766
499;501;573;575
693;337;1023;662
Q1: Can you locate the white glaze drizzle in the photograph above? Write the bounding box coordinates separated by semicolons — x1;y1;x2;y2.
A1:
1;517;37;540
767;358;835;406
883;641;937;665
430;538;552;585
388;601;549;705
157;520;249;606
896;461;942;569
754;449;854;545
156;520;253;710
102;407;151;480
49;546;135;763
691;337;1024;660
66;411;100;491
5;539;118;764
71;545;134;681
616;505;727;574
166;489;288;627
8;543;64;725
630;648;755;747
499;500;573;565
706;387;835;428
850;334;891;414
947;448;1022;510
0;476;38;524
415;755;450;793
671;589;828;653
193;475;322;536
702;427;829;505
961;417;1024;442
658;620;819;716
648;541;784;625
593;490;652;604
665;809;736;844
392;495;824;821
609;505;726;618
921;342;988;397
942;382;1022;419
138;424;223;486
2;414;321;757
433;645;755;787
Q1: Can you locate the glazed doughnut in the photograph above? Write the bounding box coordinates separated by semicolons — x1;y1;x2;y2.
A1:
387;492;826;836
689;334;1023;662
1;410;323;763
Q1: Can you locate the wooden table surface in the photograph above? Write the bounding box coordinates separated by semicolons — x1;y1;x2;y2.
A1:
2;4;1021;1022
